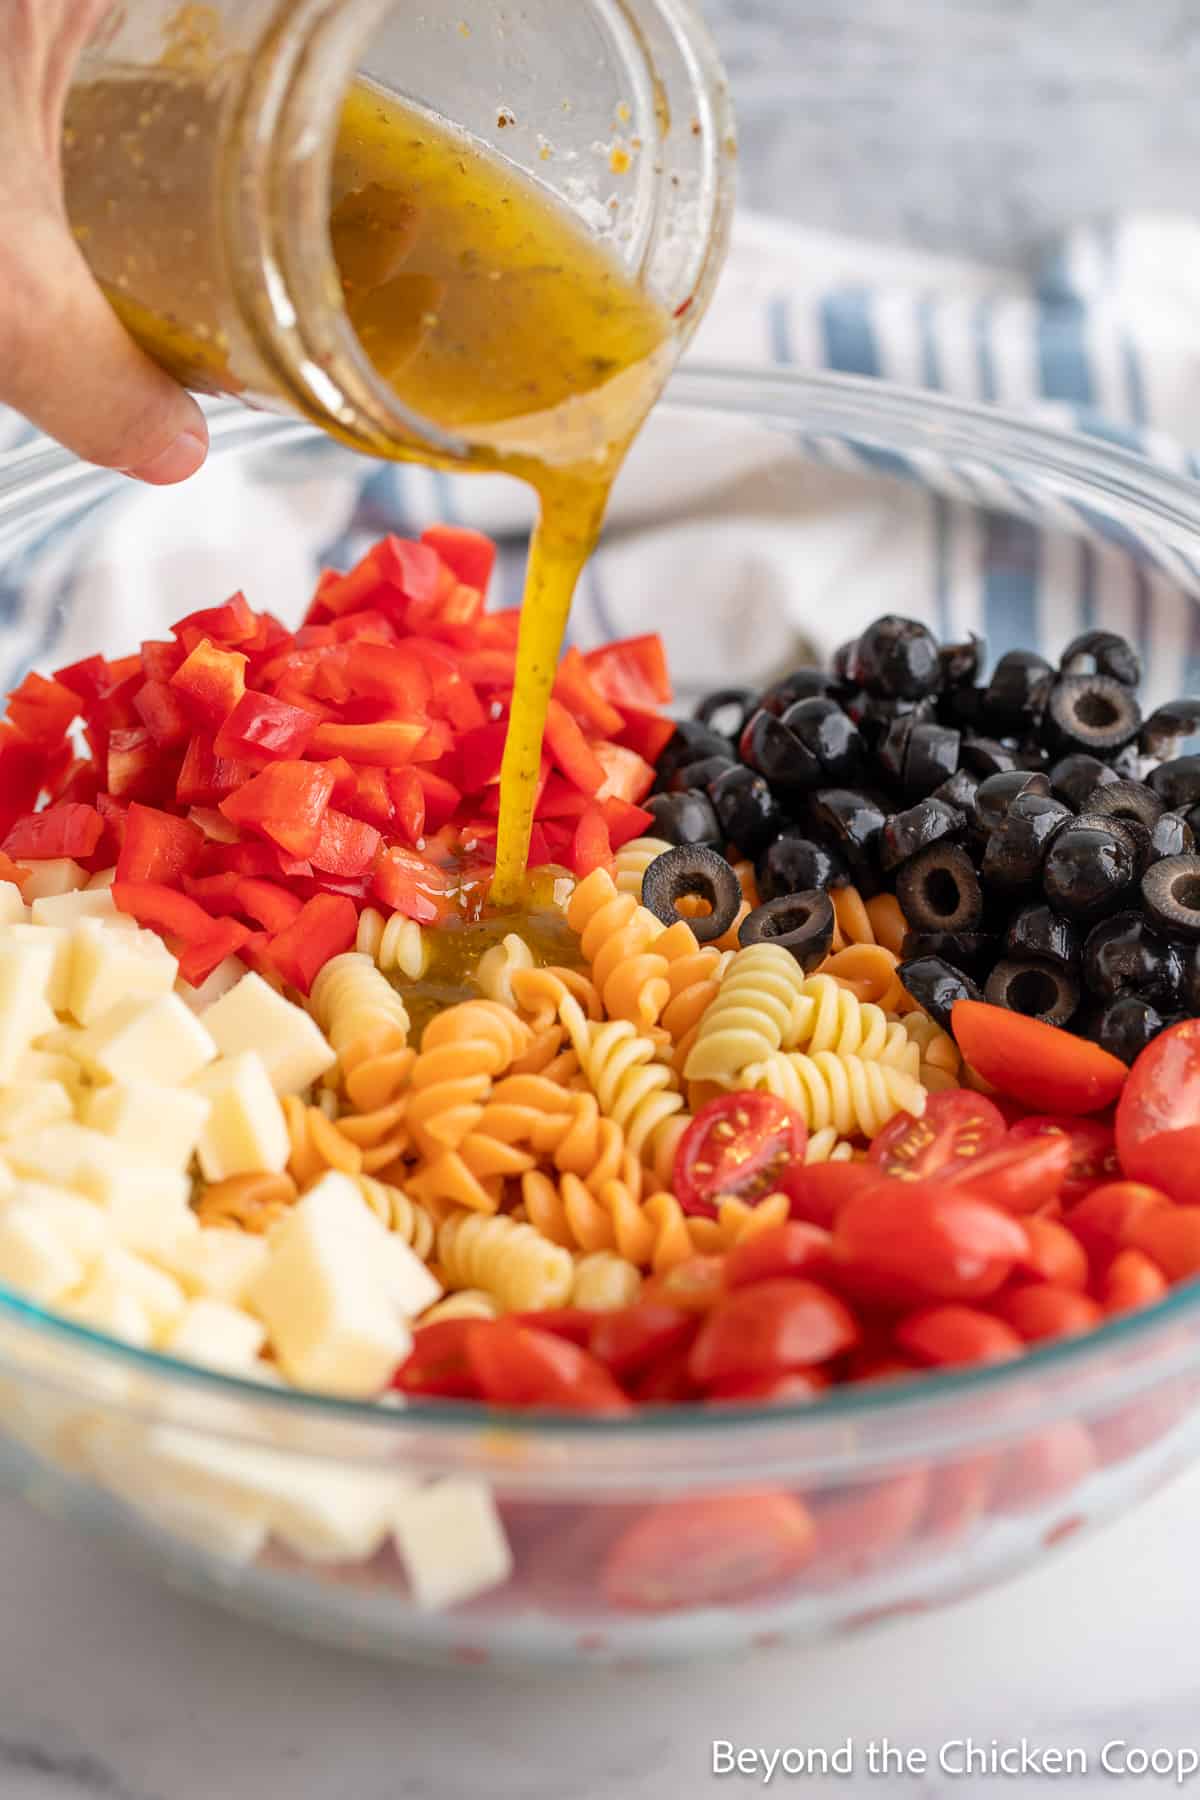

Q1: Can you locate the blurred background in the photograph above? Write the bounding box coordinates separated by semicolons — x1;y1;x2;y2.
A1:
704;0;1193;264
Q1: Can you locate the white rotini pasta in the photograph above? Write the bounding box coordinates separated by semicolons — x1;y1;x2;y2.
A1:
559;994;687;1176
475;932;536;1009
683;943;809;1086
347;1174;436;1262
437;1210;575;1313
613;836;673;898
355;907;429;981
419;1289;500;1324
742;1051;927;1140
784;974;919;1075
571;1251;643;1310
310;952;410;1059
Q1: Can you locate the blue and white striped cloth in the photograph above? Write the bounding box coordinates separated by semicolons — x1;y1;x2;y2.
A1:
4;210;1200;707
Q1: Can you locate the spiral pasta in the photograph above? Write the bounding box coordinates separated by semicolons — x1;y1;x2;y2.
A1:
900;1010;963;1090
819;943;911;1014
437;1210;575;1313
784;974;919;1074
475;932;536;1009
656;920;732;1071
403;1009;539;1214
281;1096;364;1187
743;1051;927;1140
343;1173;436;1262
193;1171;297;1235
311;952;410;1058
520;1170;695;1272
684;942;809;1085
565;868;670;1029
420;1289;500;1324
613;836;673;899
355;907;428;981
571;1251;643;1311
686;1190;792;1256
511;964;601;1033
559;995;687;1183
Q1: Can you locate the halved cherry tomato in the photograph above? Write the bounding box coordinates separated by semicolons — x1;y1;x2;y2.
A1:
392;1321;480;1399
951;1000;1128;1115
1103;1248;1169;1315
895;1305;1023;1366
784;1160;887;1228
465;1321;632;1415
508;1308;594;1347
805;1470;930;1586
989;1422;1096;1513
920;1456;995;1541
1067;1181;1172;1261
868;1091;1006;1180
1115;1020;1200;1200
834;1183;1029;1303
704;1371;829;1405
991;1284;1103;1343
944;1133;1074;1215
722;1223;834;1291
689;1280;860;1388
639;1255;726;1315
603;1492;816;1612
586;1302;696;1380
1007;1114;1118;1204
673;1093;808;1219
1123;1205;1200;1282
1017;1216;1089;1291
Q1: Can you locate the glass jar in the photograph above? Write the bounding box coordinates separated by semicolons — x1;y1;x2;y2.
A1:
62;0;734;467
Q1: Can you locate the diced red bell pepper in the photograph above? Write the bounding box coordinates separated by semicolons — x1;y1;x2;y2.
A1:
421;524;497;597
572;805;613;878
187;805;240;844
234;877;304;933
616;705;677;765
387;768;425;845
6;672;78;746
455;721;509;794
310;808;382;878
172;591;257;652
406;573;480;638
415;768;462;832
183;871;246;916
111;880;218;944
306;719;428;766
404;639;487;731
176;735;258;806
53;655;111;703
219;760;335;858
177;917;253;989
2;802;104;862
600;796;655;849
0;724;46;839
326;609;398;646
203;839;313;882
315;641;433;715
49;757;101;808
116;803;204;886
133;679;191;749
264;893;358;994
338;765;394;831
95;791;128;851
309;535;445;625
213;691;318;765
474;609;522;648
594;741;655;804
528;773;585;820
139;639;186;684
543;700;606;796
107;727;175;803
526;823;556;867
554;647;625;737
170;637;248;727
372;845;451;924
585;634;672;709
459;648;518;690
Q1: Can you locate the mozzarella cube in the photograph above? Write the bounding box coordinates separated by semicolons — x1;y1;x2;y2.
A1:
74;993;216;1086
66;1283;153;1347
20;859;87;901
156;1230;270;1306
201;973;336;1096
177;956;247;1014
300;1172;441;1318
393;1479;513;1611
32;886;134;930
0;1202;85;1301
190;1053;289;1181
0;1158;13;1199
68;920;178;1025
160;1298;266;1373
84;1422;271;1564
0;882;29;926
5;1123;128;1190
0;1081;74;1139
271;1466;413;1564
86;867;117;891
0;938;56;1079
82;1082;210;1172
9;1182;110;1263
87;1165;194;1257
22;1050;85;1091
0;923;71;1011
247;1184;411;1395
72;1247;187;1337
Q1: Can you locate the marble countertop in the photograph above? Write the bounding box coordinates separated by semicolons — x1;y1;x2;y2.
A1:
4;1464;1200;1800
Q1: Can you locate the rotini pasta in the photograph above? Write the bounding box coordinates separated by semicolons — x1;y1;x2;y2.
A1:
510;964;601;1032
784;974;919;1074
437;1210;575;1313
475;932;536;1009
281;1095;363;1187
613;836;673;898
419;1289;500;1324
686;1190;792;1256
571;1250;643;1310
193;1171;298;1234
311;952;410;1058
657;920;731;1071
355;907;429;981
520;1170;695;1272
404;1005;538;1213
818;944;911;1014
344;1173;436;1262
742;1051;927;1140
565;867;670;1029
683;942;809;1085
559;995;687;1184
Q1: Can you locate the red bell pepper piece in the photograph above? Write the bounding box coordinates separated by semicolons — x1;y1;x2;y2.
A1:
0;725;45;839
111;880;218;944
306;719;428;766
585;634;672;709
415;768;461;832
49;757;101;808
455;721;509;794
459;648;518;690
404;639;487;731
176;735;258;806
372;845;450;924
172;591;257;651
387;768;425;845
475;609;522;648
116;804;204;886
219;760;335;858
554;647;624;737
170;637;248;727
107;727;176;803
6;672;78;746
186;805;240;844
594;741;655;804
183;871;246;916
53;655;111;703
309;535;444;625
317;641;433;715
310;808;382;878
213;691;318;765
203;840;313;881
616;705;677;765
338;766;394;831
421;524;496;597
535;773;589;820
176;918;253;989
571;805;613;878
2;803;104;862
543;700;606;796
133;679;191;749
233;877;304;933
265;894;358;994
139;639;186;683
599;797;655;849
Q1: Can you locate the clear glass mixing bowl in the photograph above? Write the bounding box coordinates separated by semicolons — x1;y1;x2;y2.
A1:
1;370;1200;1666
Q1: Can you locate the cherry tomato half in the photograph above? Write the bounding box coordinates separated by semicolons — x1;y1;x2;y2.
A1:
1103;1248;1169;1315
466;1321;632;1415
1124;1205;1200;1282
1018;1216;1089;1290
1116;1021;1200;1200
992;1284;1103;1343
785;1161;888;1228
705;1370;829;1406
603;1492;817;1612
1007;1115;1118;1205
587;1302;697;1380
723;1222;835;1291
951;1000;1128;1115
1066;1179;1171;1259
393;1321;480;1399
689;1279;860;1388
944;1132;1074;1215
868;1090;1006;1180
673;1093;808;1219
834;1183;1030;1303
895;1305;1024;1367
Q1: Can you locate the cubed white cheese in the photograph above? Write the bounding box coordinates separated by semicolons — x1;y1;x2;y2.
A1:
176;956;247;1014
82;1082;210;1172
31;886;133;929
87;1165;194;1257
301;1172;442;1318
160;1298;266;1373
5;1122;128;1190
0;1158;13;1199
20;859;87;901
68;919;178;1025
271;1465;413;1564
0;938;56;1079
0;923;72;1011
0;1081;74;1139
0;1202;85;1301
83;1421;271;1564
247;1184;411;1395
392;1479;513;1612
86;867;117;891
201;972;336;1096
72;1247;187;1337
8;1182;110;1263
73;993;216;1086
156;1229;270;1306
190;1053;289;1182
22;1050;85;1091
0;882;29;926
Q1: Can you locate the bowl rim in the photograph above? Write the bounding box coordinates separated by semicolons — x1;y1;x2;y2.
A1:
2;364;1199;1460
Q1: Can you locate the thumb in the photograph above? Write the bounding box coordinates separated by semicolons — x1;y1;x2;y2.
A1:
0;206;209;484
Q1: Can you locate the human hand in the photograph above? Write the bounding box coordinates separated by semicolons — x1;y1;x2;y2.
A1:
0;0;208;482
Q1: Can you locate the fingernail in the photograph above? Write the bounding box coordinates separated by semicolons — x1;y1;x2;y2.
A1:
125;428;209;486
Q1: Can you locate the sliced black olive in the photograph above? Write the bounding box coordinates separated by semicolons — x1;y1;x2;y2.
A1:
903;722;962;799
984;649;1056;733
1081;779;1163;832
985;957;1080;1028
878;712;917;786
932;767;981;821
1109;742;1148;783
830;640;858;687
694;688;755;738
1012;740;1052;773
1148;812;1196;864
901;930;999;976
757;834;850;901
1140;697;1200;760
667;753;736;794
779;697;865;785
1059;629;1142;688
1045;674;1141;754
642;847;743;944
849;616;942;700
898;955;983;1030
1142;855;1200;940
1049;753;1119;811
656;720;732;785
981;793;1072;891
850;692;938;750
708;767;785;858
1042;820;1137;921
738;890;836;971
1092;995;1165;1065
645;789;722;848
759;669;831;717
940;684;988;732
1083;911;1182;1006
960;733;1020;778
974;770;1053;839
807;788;887;891
1006;904;1081;968
1178;944;1200;1013
939;634;984;690
1148;755;1200;812
896;843;983;934
740;710;821;790
879;797;965;872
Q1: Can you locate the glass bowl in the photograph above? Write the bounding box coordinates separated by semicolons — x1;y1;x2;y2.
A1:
2;370;1200;1666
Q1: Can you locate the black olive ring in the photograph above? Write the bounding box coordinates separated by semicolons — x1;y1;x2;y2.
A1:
641;846;744;945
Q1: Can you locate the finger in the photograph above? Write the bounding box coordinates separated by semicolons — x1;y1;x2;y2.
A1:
0;207;209;483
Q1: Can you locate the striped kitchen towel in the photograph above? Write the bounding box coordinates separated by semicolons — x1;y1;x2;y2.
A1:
3;210;1200;705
